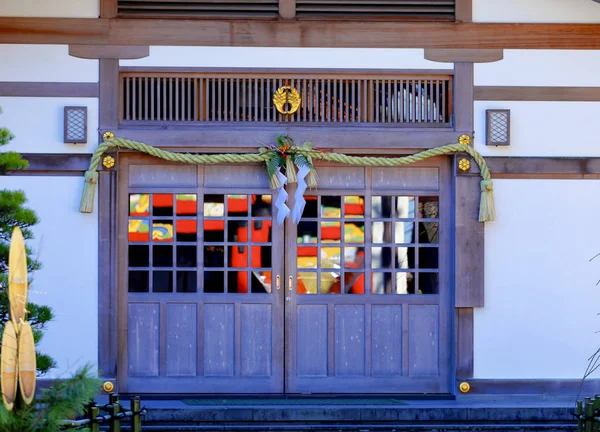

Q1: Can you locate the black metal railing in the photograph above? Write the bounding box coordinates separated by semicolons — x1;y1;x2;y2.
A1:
61;394;146;432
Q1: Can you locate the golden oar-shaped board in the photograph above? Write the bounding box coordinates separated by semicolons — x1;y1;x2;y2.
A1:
18;322;36;405
1;321;18;411
8;227;28;326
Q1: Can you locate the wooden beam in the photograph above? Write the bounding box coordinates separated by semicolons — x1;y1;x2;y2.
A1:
69;45;149;60
453;63;474;133
425;49;503;63
279;0;296;19
99;59;120;132
14;153;91;175
475;86;600;101
456;308;474;378
100;0;117;18
2;18;600;49
455;0;473;23
465;379;600;395
0;82;98;98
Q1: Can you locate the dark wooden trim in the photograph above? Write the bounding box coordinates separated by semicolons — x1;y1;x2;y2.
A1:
475;86;600;102
454;0;472;23
455;308;474;378
10;153;90;175
109;126;469;152
279;0;296;19
460;157;600;179
100;0;117;18
464;379;600;396
100;59;120;133
0;82;98;98
454;162;484;308
425;49;503;64
3;19;600;49
453;63;474;133
69;45;149;60
119;66;454;76
98;169;118;377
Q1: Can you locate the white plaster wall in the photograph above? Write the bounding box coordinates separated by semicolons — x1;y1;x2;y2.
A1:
475;50;600;87
0;97;99;154
475;180;600;379
473;0;600;23
121;47;448;69
474;101;600;157
0;45;98;83
0;176;98;379
0;0;98;18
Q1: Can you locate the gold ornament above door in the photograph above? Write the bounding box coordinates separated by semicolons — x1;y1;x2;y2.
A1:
273;86;301;115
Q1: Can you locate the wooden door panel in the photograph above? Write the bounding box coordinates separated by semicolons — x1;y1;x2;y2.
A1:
296;305;328;377
165;303;197;377
203;303;235;376
334;305;366;376
408;304;440;377
371;305;403;376
240;304;273;377
128;303;160;377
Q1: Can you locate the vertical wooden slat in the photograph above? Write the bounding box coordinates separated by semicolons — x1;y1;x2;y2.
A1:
231;78;235;122
429;80;434;122
387;80;392;123
375;80;379;123
187;78;191;121
194;78;199;121
242;78;247;122
143;77;148;121
308;79;313;122
260;78;264;122
393;80;398;123
411;80;416;123
223;77;228;121
417;79;422;123
162;77;166;121
273;78;278;122
217;78;222;122
236;78;240;121
211;78;215;122
350;80;355;122
320;79;325;122
333;78;338;122
442;79;446;123
254;78;258;122
175;77;180;121
266;78;271;122
434;80;439;123
447;77;454;124
138;77;143;121
124;77;130;121
132;77;137;120
302;79;307;122
399;79;404;123
198;78;204;121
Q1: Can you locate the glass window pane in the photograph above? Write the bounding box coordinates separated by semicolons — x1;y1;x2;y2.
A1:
176;219;197;242
396;272;416;295
302;196;318;218
344;247;365;269
204;195;224;217
344;196;365;218
372;272;392;295
128;270;149;293
228;271;249;293
204;220;224;242
129;194;149;216
153;245;173;267
153;194;173;217
419;222;439;244
152;220;173;242
228;246;248;268
321;247;341;269
344;222;364;243
396;247;415;269
395;222;415;244
321;221;341;242
176;194;197;216
419;272;439;294
418;247;439;269
297;272;317;294
345;272;365;295
204;246;224;268
204;271;225;293
128;245;149;267
228;220;248;242
251;220;271;243
177;245;196;268
251;246;271;268
320;271;340;295
128;219;149;242
251;271;272;294
297;246;318;269
372;221;392;244
372;196;392;218
395;196;416;219
321;196;342;218
228;195;248;216
297;221;318;243
252;194;272;217
372;247;393;269
153;271;173;292
177;271;197;293
419;196;439;219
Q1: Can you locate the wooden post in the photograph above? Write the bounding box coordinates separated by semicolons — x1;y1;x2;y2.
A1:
279;0;296;19
577;400;583;432
90;403;100;432
585;398;593;432
110;394;121;432
132;396;142;432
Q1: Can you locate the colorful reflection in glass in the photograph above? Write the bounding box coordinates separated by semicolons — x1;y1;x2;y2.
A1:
176;194;197;216
129;194;149;216
128;219;150;242
152;221;173;242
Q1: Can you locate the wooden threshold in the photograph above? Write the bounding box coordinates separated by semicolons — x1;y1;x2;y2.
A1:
2;18;600;49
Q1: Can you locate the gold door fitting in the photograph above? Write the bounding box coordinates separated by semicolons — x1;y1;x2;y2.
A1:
288;276;293;291
276;275;281;290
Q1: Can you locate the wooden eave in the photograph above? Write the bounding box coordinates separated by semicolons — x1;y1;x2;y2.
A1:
1;18;600;49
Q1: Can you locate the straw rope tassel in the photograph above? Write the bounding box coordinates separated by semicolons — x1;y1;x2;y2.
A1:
79;138;495;222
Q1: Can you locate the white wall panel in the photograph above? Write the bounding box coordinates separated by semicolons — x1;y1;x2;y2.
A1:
473;0;600;23
0;176;98;378
475;180;600;379
475;50;600;87
0;0;98;18
0;97;98;154
121;47;448;70
474;101;600;157
0;45;98;83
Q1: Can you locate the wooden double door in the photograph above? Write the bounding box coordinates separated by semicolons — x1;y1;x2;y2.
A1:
118;155;452;394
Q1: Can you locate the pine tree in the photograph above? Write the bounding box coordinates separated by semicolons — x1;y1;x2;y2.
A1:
0;106;56;374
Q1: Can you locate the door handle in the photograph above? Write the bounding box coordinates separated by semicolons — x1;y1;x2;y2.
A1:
288;276;293;291
276;275;281;290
